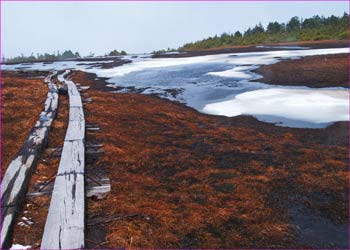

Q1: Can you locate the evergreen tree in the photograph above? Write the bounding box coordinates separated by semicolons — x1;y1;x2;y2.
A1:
234;31;242;38
286;16;301;31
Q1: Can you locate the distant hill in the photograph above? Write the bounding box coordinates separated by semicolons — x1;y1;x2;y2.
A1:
179;13;349;51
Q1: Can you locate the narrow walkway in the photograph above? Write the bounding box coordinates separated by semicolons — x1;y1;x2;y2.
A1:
41;70;86;249
1;72;58;248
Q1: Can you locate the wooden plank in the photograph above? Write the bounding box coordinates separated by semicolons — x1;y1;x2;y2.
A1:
82;97;93;103
41;141;85;249
86;176;111;199
86;167;110;199
69;94;83;107
43;92;58;112
41;71;86;249
86;148;104;156
69;107;85;121
60;74;83;108
66;81;80;96
64;120;85;141
1;126;48;198
78;86;90;91
44;71;57;84
35;110;56;128
86;127;100;132
57;140;85;174
35;91;59;128
41;176;85;248
57;70;70;82
1;72;58;248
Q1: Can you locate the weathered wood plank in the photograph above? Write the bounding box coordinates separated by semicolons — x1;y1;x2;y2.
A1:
35;90;59;128
82;97;93;103
44;71;57;84
41;141;85;249
57;70;70;82
69;107;85;121
41;71;86;249
78;86;90;91
69;94;83;107
66;81;81;96
1;72;58;248
86;127;100;132
86;175;111;199
65;120;85;141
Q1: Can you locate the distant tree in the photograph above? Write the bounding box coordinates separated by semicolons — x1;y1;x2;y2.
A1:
251;23;265;34
109;50;119;56
287;16;301;31
234;31;242;38
340;12;349;27
108;50;127;56
221;32;230;37
61;50;75;59
267;21;284;33
28;53;36;61
244;28;253;36
324;15;339;26
302;15;323;29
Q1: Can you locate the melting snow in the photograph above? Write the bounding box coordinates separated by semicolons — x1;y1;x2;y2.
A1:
203;88;349;127
2;47;349;128
10;244;31;249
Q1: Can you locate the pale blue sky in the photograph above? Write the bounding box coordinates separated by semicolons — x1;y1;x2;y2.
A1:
1;1;349;57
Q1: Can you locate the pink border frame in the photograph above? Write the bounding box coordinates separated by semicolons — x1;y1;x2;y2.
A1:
0;0;348;1
0;1;349;249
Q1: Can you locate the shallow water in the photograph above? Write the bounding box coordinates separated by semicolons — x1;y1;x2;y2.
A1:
289;204;349;248
2;47;349;128
87;48;349;128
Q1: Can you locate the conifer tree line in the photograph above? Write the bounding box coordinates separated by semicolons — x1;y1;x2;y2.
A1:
3;49;128;64
179;13;349;51
3;50;81;64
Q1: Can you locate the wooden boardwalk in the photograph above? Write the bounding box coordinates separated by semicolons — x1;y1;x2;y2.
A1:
1;72;59;248
41;70;86;249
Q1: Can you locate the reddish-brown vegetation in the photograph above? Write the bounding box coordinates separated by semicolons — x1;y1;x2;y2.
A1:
1;71;48;174
69;70;348;248
254;53;349;88
9;75;70;248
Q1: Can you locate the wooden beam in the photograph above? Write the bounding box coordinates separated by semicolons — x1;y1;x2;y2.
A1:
41;70;86;249
41;141;85;249
1;72;58;248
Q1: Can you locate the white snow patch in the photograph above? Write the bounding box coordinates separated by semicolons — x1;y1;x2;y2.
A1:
86;47;349;78
85;55;220;77
10;244;31;249
203;88;349;124
207;66;256;78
